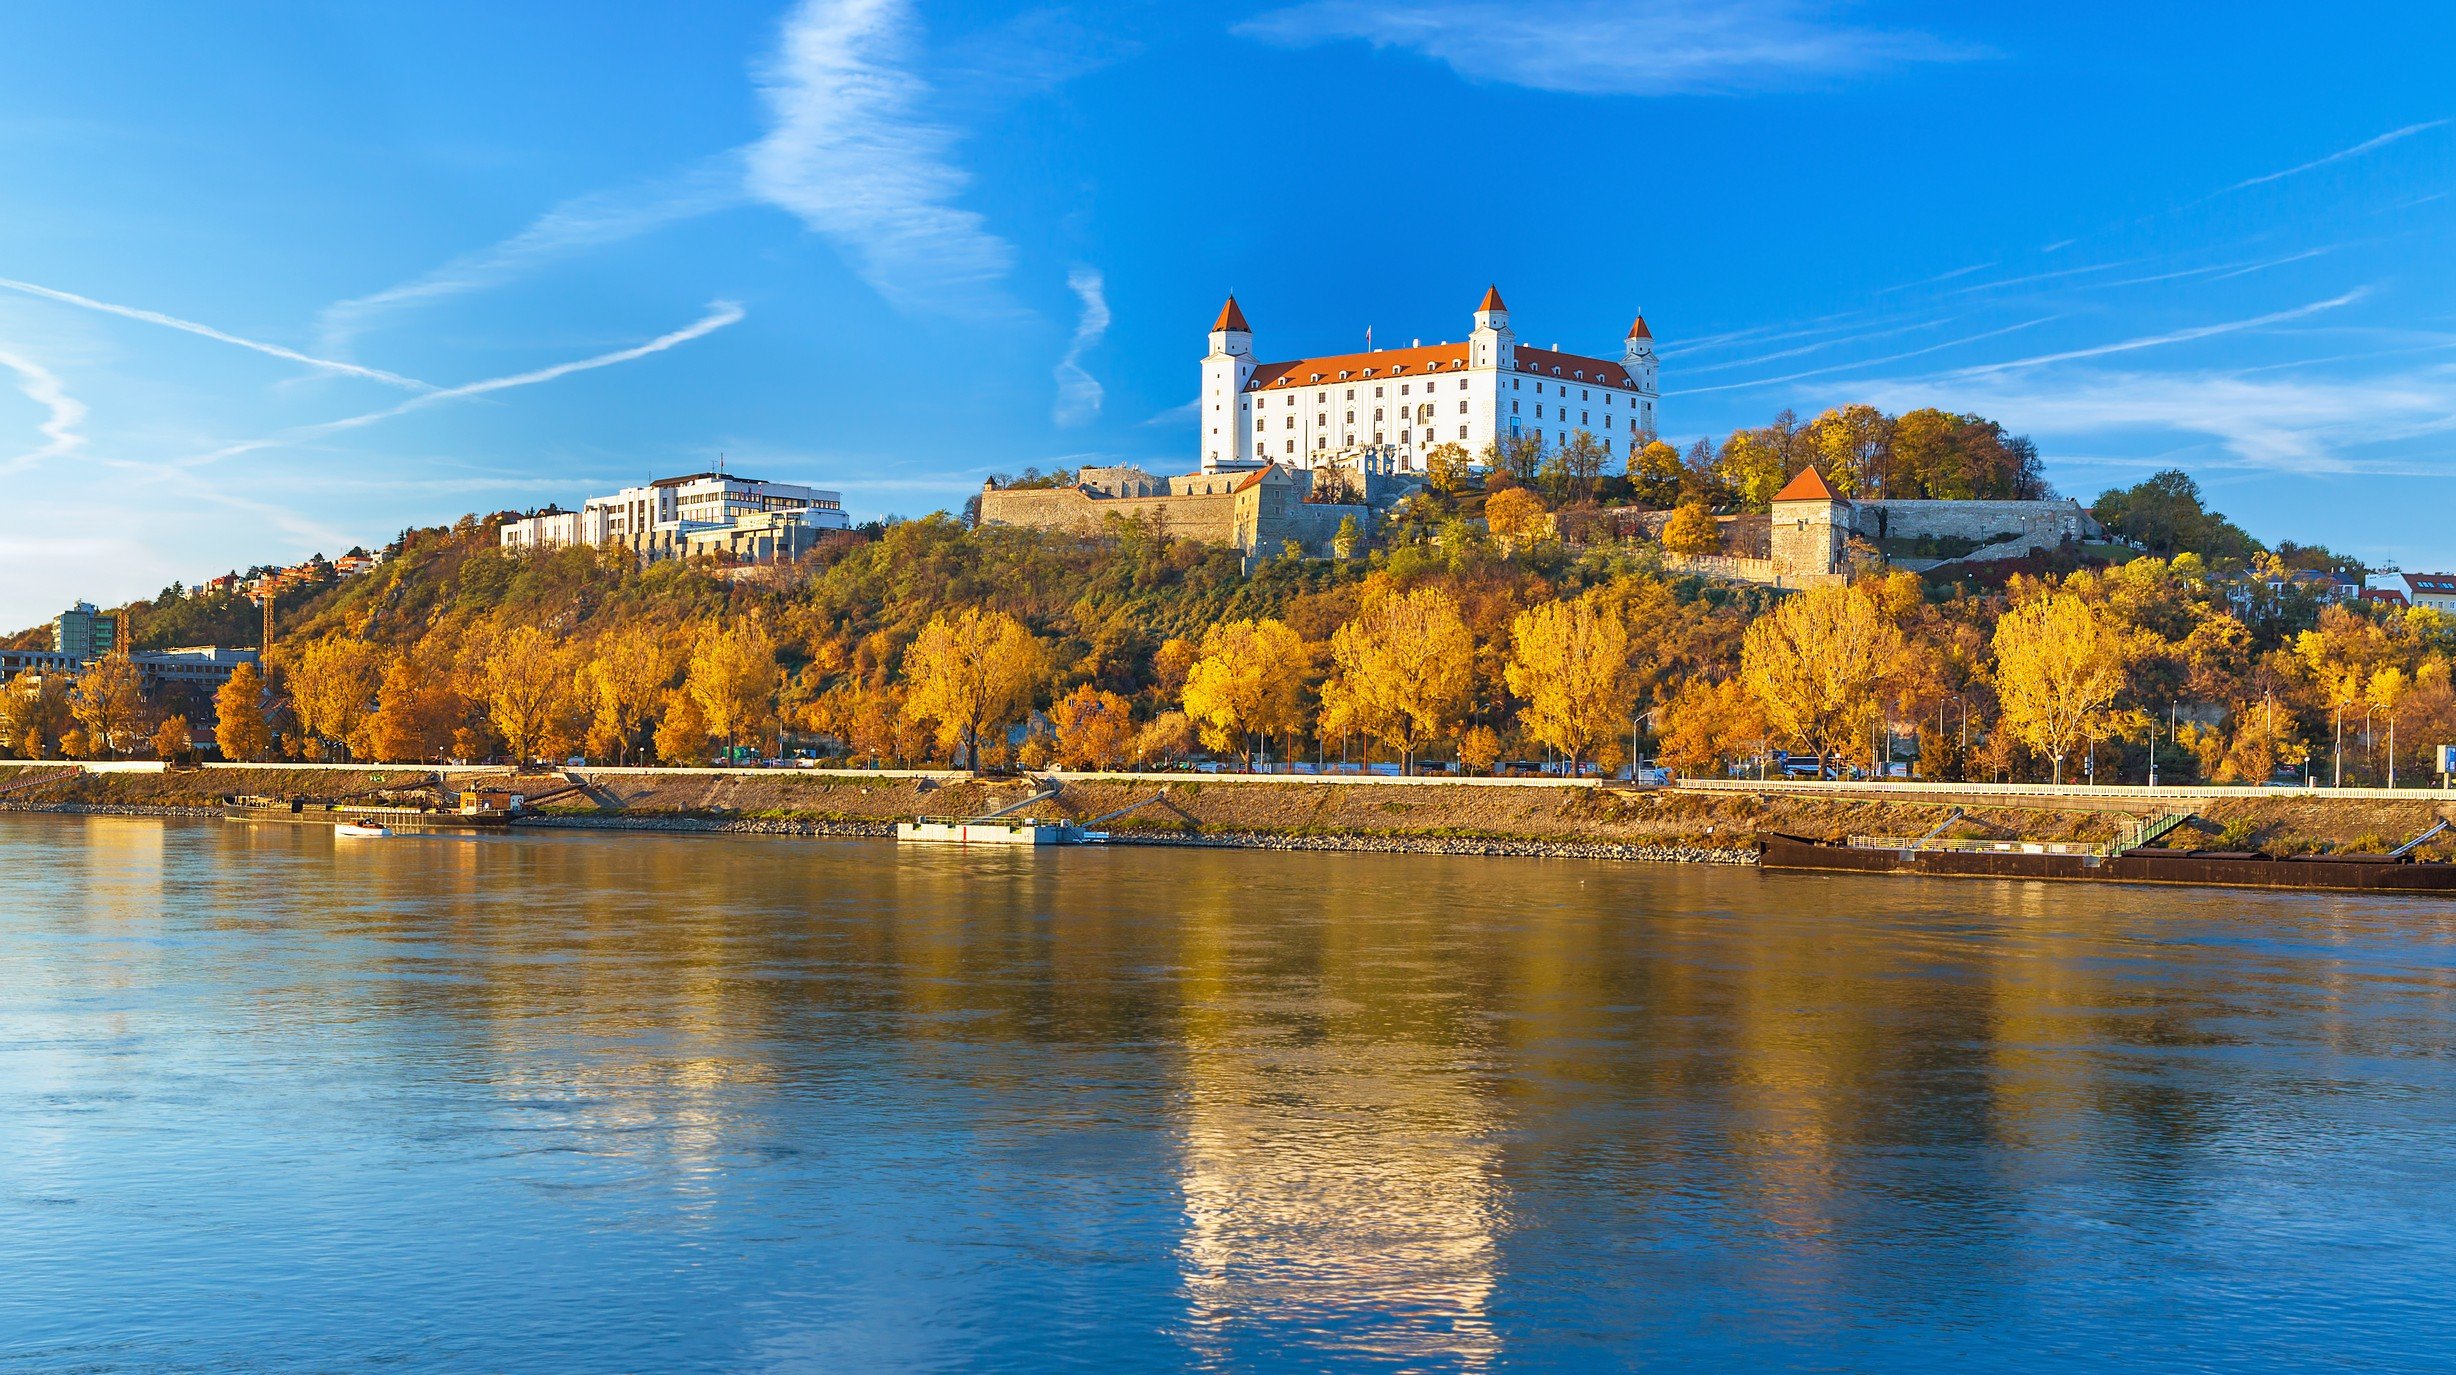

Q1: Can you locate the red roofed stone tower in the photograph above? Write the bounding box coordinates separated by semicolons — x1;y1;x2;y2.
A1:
1770;465;1851;584
1470;284;1514;370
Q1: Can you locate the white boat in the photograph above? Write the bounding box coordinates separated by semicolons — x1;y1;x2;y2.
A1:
333;819;391;838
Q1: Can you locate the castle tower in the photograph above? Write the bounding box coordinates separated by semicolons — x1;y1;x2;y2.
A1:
1769;465;1849;583
1202;295;1257;470
1468;284;1514;371
1624;313;1659;436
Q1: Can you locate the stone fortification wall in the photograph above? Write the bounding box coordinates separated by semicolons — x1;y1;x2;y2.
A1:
977;487;1244;547
1849;499;2100;548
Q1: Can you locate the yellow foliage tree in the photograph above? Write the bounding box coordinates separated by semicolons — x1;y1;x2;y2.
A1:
1659;502;1721;556
900;608;1047;769
688;619;780;761
1482;487;1554;549
478;624;579;764
583;623;681;764
365;653;465;763
652;688;712;766
1134;710;1196;767
1657;676;1771;775
70;653;147;759
1424;441;1476;494
212;661;272;763
285;638;380;761
1740;582;1901;777
151;714;192;763
1320;586;1474;773
1180;618;1310;763
1990;591;2134;784
1049;684;1137;770
1504;591;1634;776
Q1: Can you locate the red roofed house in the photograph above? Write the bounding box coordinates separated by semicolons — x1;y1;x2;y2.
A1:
1200;286;1660;475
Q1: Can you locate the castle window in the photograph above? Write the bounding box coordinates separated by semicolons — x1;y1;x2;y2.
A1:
1535;383;1544;393
1375;386;1384;397
1511;401;1519;414
1459;379;1468;389
1345;389;1354;400
1318;414;1327;426
1373;408;1384;421
1458;400;1467;413
1345;410;1354;423
1536;405;1544;418
1582;389;1590;400
1400;384;1409;394
1459;426;1469;439
1287;441;1296;454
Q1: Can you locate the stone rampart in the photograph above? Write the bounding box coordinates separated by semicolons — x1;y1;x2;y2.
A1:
977;487;1243;547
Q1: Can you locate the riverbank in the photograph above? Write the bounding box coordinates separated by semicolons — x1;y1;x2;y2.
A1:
6;763;2455;863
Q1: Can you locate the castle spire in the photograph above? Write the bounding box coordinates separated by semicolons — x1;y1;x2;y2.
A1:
1211;294;1250;333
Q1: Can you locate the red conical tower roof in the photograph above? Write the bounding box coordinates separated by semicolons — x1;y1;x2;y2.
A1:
1477;284;1507;313
1771;465;1838;503
1211;294;1250;333
1626;313;1653;341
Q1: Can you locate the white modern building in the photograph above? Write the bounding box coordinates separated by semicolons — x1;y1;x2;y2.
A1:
501;471;849;559
2368;571;2456;613
1200;286;1659;474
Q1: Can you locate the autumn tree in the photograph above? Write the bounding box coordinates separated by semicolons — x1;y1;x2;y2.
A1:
1423;441;1476;494
1458;725;1504;776
1660;502;1722;556
151;714;192;763
900;608;1047;770
478;624;578;764
653;688;712;765
1740;582;1902;777
1049;684;1137;770
1180;618;1310;764
71;653;148;758
1990;591;2135;784
1628;439;1684;507
3;673;73;759
582;623;680;764
1657;676;1771;776
213;661;272;762
1541;430;1608;503
1319;586;1475;773
285;638;380;761
1482;487;1554;550
1135;710;1196;767
365;653;464;763
1504;591;1635;776
688;618;781;761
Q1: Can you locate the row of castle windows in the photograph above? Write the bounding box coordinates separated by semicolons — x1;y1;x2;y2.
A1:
1268;428;1622;456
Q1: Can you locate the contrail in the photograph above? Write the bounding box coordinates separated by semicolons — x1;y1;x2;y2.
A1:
0;275;429;389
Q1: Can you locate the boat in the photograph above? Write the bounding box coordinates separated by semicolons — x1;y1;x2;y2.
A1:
1758;815;2456;895
333;819;391;839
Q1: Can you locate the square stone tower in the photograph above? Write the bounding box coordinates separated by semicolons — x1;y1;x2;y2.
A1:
1769;465;1849;582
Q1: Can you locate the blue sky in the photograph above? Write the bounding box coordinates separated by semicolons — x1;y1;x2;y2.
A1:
0;1;2450;626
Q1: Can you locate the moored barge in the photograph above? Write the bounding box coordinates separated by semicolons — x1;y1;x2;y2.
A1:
1758;827;2456;894
220;794;516;831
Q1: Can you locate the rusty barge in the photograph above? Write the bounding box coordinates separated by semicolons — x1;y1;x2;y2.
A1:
1758;812;2456;895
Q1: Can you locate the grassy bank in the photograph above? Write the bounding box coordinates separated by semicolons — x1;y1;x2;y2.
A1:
6;764;2454;861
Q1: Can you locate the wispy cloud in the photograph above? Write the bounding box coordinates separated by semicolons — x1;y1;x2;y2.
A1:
1857;364;2456;476
316;159;747;351
746;0;1015;313
2224;119;2450;193
1052;266;1109;426
0;347;86;472
0;275;427;389
181;301;746;469
1943;290;2366;378
1669;317;2057;396
1236;0;1981;96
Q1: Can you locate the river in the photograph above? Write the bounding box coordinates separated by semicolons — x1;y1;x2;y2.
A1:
3;815;2453;1371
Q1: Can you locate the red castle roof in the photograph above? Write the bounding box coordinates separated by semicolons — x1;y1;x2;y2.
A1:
1477;284;1507;313
1627;314;1653;341
1211;295;1250;333
1771;466;1839;503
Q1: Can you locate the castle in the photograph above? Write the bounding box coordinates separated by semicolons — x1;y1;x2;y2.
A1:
1200;287;1659;474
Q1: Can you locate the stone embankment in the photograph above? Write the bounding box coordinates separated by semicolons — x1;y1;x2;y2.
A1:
3;763;2453;863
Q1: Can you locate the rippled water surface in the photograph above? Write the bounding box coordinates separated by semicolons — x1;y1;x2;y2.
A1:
4;815;2455;1371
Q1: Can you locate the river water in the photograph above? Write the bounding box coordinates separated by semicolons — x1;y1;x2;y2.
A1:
3;816;2453;1372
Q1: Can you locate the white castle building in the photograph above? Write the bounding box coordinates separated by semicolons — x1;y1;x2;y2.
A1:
1200;286;1658;474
